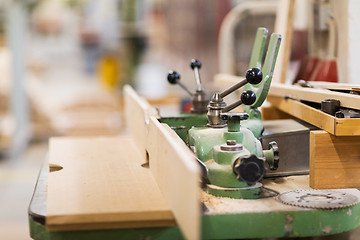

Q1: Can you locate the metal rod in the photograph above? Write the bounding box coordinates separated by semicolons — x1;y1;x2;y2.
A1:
178;82;193;96
196;157;209;179
223;100;243;112
219;78;247;98
193;68;203;91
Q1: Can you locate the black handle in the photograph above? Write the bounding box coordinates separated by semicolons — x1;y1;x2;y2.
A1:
222;90;256;112
233;155;265;186
190;59;201;70
241;90;257;105
246;68;263;85
219;68;262;98
167;70;180;85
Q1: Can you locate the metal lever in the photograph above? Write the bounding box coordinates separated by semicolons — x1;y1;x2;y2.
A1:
206;68;261;127
167;59;208;114
219;68;263;98
223;90;256;112
167;70;193;96
207;90;256;127
190;59;203;92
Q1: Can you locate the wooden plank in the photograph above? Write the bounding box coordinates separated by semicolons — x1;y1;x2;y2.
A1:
273;0;295;83
123;85;158;155
46;136;175;231
267;95;360;136
117;86;201;239
307;81;360;91
267;95;335;134
335;118;360;136
310;130;360;189
331;1;360;84
261;105;293;120
147;116;201;240
269;83;360;110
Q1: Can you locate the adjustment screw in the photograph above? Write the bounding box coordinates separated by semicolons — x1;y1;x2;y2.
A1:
226;140;237;146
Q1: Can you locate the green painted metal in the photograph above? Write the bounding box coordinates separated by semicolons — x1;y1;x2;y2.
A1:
241;107;263;139
263;148;275;166
29;203;360;240
29;217;50;240
189;126;263;163
160;113;208;143
227;118;240;132
29;216;183;240
207;145;251;188
249;27;268;69
206;183;262;199
189;124;266;199
245;33;282;108
201;204;360;239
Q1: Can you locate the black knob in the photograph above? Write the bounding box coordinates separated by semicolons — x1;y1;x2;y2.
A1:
241;90;256;105
167;70;180;85
233;155;265;186
190;59;201;70
268;141;279;170
246;68;263;85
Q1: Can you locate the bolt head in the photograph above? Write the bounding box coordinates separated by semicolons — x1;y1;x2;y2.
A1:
226;140;237;145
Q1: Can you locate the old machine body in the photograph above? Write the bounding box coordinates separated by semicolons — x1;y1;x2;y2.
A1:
165;28;281;198
28;28;360;240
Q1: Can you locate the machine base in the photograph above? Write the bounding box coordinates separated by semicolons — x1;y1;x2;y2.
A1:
206;182;262;199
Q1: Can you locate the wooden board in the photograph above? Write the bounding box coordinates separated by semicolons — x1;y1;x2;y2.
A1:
310;130;360;189
331;0;360;84
123;85;158;155
261;105;294;120
46;136;175;231
269;83;360;110
273;0;295;83
267;95;360;136
307;81;360;91
147;116;201;240
124;86;201;240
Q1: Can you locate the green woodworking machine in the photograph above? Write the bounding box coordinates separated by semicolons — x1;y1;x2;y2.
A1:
163;29;281;199
28;28;360;240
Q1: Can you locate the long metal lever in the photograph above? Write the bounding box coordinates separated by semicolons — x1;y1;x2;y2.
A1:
190;59;203;92
219;68;262;98
223;90;256;112
167;71;193;96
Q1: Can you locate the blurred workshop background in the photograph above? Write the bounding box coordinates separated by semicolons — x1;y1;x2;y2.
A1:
0;0;359;239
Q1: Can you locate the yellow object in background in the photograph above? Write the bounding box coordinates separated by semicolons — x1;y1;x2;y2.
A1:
98;55;120;91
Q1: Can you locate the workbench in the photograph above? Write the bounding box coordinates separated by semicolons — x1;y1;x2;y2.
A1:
28;135;360;240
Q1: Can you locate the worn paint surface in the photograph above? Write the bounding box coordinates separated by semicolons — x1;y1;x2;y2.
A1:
201;203;360;239
160;113;208;143
30;203;360;239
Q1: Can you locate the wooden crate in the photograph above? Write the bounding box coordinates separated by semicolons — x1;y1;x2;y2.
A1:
310;130;360;189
